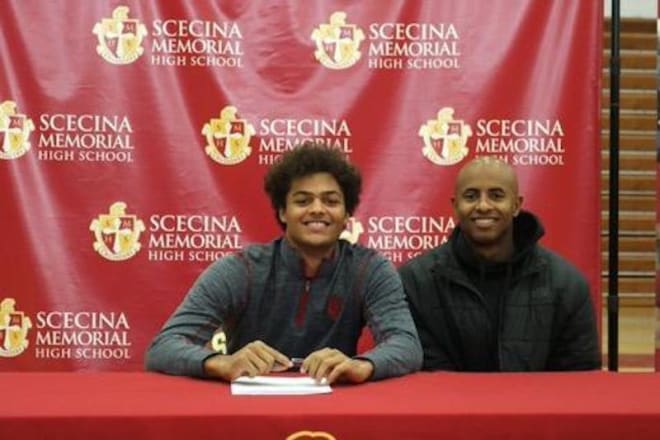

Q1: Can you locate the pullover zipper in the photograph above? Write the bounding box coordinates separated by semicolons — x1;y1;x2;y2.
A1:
294;278;311;327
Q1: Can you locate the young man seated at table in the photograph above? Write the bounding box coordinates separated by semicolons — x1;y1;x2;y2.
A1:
145;143;422;383
399;157;601;371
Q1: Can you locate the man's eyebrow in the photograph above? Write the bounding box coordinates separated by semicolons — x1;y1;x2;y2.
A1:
290;190;342;196
460;186;507;193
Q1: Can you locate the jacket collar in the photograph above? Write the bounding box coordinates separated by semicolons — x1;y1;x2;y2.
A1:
431;220;547;285
445;210;544;265
278;236;341;279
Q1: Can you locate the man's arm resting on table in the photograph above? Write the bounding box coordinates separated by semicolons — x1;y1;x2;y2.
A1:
359;257;423;380
546;269;601;371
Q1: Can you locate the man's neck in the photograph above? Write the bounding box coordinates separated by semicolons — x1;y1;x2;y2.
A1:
285;239;336;278
472;240;514;263
301;254;324;278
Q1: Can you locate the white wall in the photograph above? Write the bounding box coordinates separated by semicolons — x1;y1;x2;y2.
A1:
603;0;656;18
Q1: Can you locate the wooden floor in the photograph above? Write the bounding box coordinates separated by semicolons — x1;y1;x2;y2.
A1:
602;305;659;372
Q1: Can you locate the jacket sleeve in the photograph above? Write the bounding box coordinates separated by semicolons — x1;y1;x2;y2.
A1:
546;268;601;371
144;255;248;377
399;262;457;371
357;256;423;379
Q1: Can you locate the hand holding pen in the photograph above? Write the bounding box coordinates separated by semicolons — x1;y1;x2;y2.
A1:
203;340;293;381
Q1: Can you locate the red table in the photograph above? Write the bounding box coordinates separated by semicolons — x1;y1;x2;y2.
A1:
2;371;659;439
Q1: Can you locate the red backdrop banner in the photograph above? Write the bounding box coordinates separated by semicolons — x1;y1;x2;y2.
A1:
0;0;602;371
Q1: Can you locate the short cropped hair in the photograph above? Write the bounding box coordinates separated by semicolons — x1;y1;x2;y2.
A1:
263;142;362;229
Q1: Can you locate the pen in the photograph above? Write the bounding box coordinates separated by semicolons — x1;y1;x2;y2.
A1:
275;357;304;370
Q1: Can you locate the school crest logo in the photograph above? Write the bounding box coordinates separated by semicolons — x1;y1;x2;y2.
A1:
0;298;32;358
286;431;336;440
311;12;365;70
90;202;145;261
340;217;364;244
419;107;472;166
202;106;255;165
93;6;148;65
0;101;34;160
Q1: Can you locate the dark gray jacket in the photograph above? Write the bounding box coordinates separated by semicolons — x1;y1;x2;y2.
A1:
399;211;601;372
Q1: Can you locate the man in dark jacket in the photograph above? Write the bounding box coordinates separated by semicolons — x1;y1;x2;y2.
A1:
399;157;601;371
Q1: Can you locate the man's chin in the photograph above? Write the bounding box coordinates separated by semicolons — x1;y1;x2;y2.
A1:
466;232;499;245
304;238;336;249
289;235;338;250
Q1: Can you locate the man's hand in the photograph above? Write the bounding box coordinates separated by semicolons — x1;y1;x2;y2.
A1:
301;348;374;384
203;340;291;381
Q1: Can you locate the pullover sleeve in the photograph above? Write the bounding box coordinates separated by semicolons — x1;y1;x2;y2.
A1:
144;255;248;377
358;255;423;379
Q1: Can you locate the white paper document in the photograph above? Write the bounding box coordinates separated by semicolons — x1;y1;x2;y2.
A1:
231;375;333;395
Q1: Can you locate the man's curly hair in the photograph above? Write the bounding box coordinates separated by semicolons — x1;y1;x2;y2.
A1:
263;142;362;230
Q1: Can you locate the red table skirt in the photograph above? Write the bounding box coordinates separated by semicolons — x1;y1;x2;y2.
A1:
2;371;659;439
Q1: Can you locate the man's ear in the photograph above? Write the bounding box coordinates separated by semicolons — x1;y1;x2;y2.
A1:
278;207;286;225
513;195;523;217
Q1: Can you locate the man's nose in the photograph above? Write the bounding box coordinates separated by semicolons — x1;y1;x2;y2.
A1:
476;194;491;210
309;197;325;212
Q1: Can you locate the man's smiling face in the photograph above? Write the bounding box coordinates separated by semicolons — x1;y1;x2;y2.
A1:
279;172;348;256
452;160;522;256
